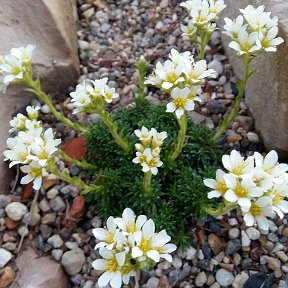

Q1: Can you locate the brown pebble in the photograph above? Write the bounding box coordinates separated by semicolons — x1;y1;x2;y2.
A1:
0;266;16;287
4;218;18;230
219;263;234;272
208;234;226;256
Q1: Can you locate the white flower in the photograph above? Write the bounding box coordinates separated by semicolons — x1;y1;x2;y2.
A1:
20;161;48;190
180;0;202;13
240;5;278;33
266;182;288;218
181;20;197;37
223;15;247;40
9;113;28;132
93;216;118;250
256;26;284;52
204;169;228;199
92;77;108;96
228;29;261;55
190;2;217;26
26;105;40;120
103;85;119;103
166;87;195;119
208;0;226;15
145;60;185;90
70;81;93;114
3;138;30;167
0;55;25;84
222;150;254;177
223;174;263;207
254;150;288;180
141;148;163;175
152;147;161;157
131;219;177;262
27;128;61;166
241;196;275;230
17;122;43;145
247;167;274;192
114;208;147;235
169;49;193;68
150;128;167;147
132;150;147;165
92;248;135;288
134;126;153;144
10;44;35;62
185;60;216;83
186;85;202;102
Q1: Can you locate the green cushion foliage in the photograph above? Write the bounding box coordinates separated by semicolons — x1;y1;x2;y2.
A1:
85;100;225;247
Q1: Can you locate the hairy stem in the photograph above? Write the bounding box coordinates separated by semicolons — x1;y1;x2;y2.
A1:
213;56;252;142
205;202;237;218
198;31;208;60
98;108;131;153
135;57;149;105
168;114;187;162
24;77;89;134
143;171;152;195
58;149;96;170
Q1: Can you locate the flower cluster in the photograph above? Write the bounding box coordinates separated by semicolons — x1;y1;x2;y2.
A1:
69;78;119;114
204;150;288;230
180;0;226;37
92;208;176;288
145;48;215;119
0;44;35;92
3;106;61;190
132;127;167;175
223;5;284;55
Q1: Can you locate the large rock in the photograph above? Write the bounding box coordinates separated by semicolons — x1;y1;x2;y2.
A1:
0;0;79;194
11;244;68;288
219;0;288;157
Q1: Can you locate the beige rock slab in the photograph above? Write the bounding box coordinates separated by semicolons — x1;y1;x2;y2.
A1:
0;0;80;194
219;0;288;157
11;244;68;288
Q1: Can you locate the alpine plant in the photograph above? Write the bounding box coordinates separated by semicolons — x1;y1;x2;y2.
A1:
3;106;61;190
204;150;288;230
92;208;177;288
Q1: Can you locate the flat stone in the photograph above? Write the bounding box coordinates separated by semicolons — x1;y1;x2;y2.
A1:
5;202;28;221
208;234;226;256
246;227;261;240
184;246;197;260
61;247;85;276
208;59;224;76
0;266;16;287
195;271;207;287
267;257;281;270
0;248;12;268
146;276;159;288
10;244;67;288
226;239;241;255
229;228;240;240
0;195;12;208
50;196;66;212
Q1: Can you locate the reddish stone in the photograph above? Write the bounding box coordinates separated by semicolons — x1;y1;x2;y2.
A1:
61;137;87;165
70;196;86;219
196;228;206;245
208;234;226;256
0;267;16;288
11;195;22;202
61;215;77;229
22;182;33;201
250;247;264;261
2;233;17;243
4;217;18;230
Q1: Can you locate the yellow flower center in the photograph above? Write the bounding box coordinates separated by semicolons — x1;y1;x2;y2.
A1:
38;150;49;160
105;231;114;244
187;92;196;100
216;181;228;195
126;223;136;233
272;192;283;206
147;158;157;168
31;167;42;178
106;258;121;272
11;65;22;75
250;202;262;216
105;92;113;100
173;98;186;109
166;72;178;83
261;38;271;49
139;238;152;253
139;154;147;164
240;41;251;52
231;163;247;176
234;183;248;198
19;152;27;162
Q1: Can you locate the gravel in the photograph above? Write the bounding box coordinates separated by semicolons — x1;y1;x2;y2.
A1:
5;202;28;221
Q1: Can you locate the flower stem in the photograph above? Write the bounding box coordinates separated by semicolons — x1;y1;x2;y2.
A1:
143;171;152;195
205;202;237;218
212;55;252;142
24;76;89;134
135;271;140;288
98;108;131;153
168;114;187;163
198;31;209;60
135;57;150;105
46;159;100;194
58;149;96;170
